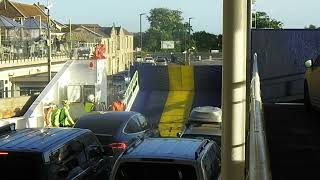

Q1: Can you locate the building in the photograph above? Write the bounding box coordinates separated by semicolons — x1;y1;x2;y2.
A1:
65;24;134;75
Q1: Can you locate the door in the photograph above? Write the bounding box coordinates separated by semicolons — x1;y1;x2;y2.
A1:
310;55;320;107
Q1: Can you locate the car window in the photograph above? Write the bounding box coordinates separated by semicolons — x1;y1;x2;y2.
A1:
124;116;143;133
48;140;87;180
137;115;149;130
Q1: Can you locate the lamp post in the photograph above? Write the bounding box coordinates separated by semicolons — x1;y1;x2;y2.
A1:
188;17;193;65
139;13;146;57
45;7;52;82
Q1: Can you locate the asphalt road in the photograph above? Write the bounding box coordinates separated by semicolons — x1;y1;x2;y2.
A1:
264;103;320;180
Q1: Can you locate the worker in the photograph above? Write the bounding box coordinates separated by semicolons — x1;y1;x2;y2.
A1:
59;100;75;127
111;94;126;111
44;103;56;127
51;107;61;127
84;94;96;113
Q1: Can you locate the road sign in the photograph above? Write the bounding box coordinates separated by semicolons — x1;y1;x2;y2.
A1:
161;41;175;49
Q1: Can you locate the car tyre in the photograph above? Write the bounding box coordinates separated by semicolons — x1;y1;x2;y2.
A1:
304;82;312;112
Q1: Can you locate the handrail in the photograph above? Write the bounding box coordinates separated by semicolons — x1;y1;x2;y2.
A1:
123;71;139;110
248;53;272;180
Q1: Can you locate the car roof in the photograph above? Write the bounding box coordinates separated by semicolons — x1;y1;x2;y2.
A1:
75;111;139;135
184;124;222;136
123;138;209;160
0;128;90;153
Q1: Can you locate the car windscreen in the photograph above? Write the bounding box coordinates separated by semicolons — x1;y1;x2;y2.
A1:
0;152;44;179
115;162;197;180
156;59;166;62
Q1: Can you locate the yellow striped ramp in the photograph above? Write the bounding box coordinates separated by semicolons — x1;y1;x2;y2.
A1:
159;65;195;137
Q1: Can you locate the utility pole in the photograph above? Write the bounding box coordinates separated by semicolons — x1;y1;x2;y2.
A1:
188;17;193;65
221;0;248;179
69;18;72;53
139;13;146;57
47;8;52;82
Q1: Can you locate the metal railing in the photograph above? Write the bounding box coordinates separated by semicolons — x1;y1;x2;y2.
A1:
123;71;139;110
248;53;272;180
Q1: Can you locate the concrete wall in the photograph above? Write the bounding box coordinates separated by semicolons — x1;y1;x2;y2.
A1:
0;96;31;118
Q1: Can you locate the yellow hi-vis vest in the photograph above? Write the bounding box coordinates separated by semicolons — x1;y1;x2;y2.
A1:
84;102;95;113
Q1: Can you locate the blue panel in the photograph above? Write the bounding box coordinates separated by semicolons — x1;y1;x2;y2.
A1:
192;65;222;108
130;91;168;125
251;29;320;102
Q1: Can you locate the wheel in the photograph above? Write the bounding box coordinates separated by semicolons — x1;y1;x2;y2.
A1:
304;82;312;111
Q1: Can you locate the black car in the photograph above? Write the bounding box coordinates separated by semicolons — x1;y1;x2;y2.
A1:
74;111;159;158
110;138;221;180
0;123;109;180
179;106;222;146
180;124;222;146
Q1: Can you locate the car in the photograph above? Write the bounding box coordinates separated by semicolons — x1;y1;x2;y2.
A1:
0;123;109;180
178;106;222;146
110;138;221;180
74;111;159;159
180;124;222;146
155;56;168;66
187;106;222;127
136;56;143;62
144;56;155;63
304;57;320;111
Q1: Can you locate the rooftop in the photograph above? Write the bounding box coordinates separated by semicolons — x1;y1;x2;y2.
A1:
0;128;91;152
124;138;208;160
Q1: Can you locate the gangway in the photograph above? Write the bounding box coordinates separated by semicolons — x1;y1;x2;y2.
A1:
0;59;108;128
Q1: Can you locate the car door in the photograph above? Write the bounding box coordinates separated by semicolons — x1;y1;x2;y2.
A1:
310;55;320;106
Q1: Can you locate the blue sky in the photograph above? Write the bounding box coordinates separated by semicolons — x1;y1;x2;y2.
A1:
18;0;320;34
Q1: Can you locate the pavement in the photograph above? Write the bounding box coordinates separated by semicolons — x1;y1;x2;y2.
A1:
264;103;320;180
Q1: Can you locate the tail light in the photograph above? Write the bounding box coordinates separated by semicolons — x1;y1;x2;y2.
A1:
0;152;8;156
109;142;127;151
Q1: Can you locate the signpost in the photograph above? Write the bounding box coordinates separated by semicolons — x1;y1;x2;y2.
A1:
161;41;175;49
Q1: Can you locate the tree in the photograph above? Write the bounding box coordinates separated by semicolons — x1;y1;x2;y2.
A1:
192;31;222;52
252;11;283;29
305;24;317;29
143;8;190;52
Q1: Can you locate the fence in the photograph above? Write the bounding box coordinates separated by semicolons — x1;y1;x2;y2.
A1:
248;53;272;180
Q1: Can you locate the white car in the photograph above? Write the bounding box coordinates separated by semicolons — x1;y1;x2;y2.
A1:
144;57;155;63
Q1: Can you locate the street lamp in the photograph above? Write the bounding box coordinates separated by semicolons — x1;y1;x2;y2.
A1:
188;17;194;65
139;13;146;56
45;5;52;82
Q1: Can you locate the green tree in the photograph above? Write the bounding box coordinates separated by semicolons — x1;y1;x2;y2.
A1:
305;24;317;29
143;8;189;52
192;31;220;52
252;11;283;29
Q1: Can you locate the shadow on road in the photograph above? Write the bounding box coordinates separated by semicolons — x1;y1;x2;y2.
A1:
264;103;320;180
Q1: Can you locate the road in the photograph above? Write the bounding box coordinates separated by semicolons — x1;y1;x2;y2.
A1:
264;103;320;180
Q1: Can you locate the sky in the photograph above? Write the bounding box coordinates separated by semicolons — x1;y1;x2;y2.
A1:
17;0;320;34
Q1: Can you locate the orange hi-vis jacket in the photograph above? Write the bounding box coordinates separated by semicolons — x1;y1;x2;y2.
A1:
112;101;126;111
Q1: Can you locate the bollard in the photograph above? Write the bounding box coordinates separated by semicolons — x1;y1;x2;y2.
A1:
199;56;201;61
209;56;212;61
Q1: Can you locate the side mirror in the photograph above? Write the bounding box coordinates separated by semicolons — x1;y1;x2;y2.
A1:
305;59;313;68
177;132;182;137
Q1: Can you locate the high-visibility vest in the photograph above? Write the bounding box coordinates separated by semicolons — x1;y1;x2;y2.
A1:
51;108;61;127
84;102;95;112
59;107;74;127
112;101;126;111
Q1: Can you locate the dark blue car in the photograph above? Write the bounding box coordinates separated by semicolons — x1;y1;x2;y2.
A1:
74;111;159;158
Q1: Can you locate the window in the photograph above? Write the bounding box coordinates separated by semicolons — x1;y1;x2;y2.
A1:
124;116;143;133
48;140;87;180
137;115;149;130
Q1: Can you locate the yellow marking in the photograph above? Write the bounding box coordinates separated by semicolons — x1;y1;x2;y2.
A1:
159;65;194;137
